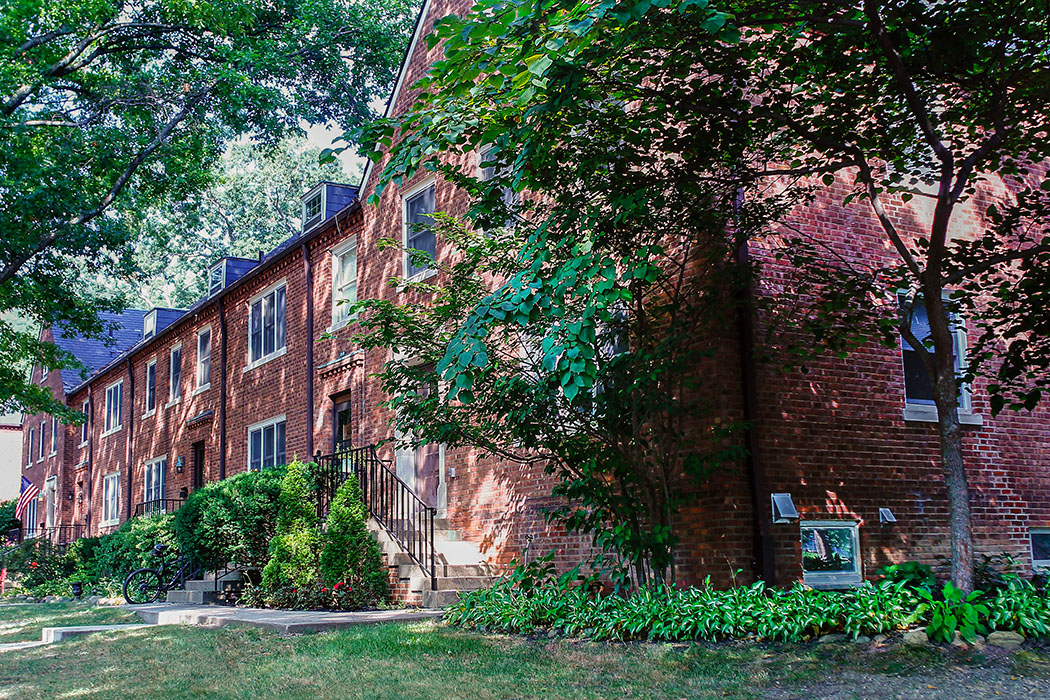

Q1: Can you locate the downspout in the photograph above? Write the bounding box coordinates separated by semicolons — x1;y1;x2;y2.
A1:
86;386;94;535
124;357;135;521
301;242;315;458
736;240;776;585
218;296;227;480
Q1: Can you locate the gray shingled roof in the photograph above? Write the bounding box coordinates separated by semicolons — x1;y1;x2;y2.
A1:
54;310;148;392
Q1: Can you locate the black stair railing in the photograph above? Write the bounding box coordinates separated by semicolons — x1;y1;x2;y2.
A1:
12;524;84;546
315;445;437;590
134;498;186;517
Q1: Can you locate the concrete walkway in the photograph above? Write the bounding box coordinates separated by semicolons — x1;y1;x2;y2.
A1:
131;603;442;634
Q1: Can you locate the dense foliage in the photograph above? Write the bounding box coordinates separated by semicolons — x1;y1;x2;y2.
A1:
319;474;388;602
0;0;415;417
446;558;1050;644
0;499;18;535
261;461;324;590
173;465;286;571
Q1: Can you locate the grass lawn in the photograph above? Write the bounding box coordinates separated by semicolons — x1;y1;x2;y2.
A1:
1;607;1050;699
0;601;139;643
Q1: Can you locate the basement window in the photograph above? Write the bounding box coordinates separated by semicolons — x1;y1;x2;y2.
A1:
1031;528;1050;570
800;521;862;588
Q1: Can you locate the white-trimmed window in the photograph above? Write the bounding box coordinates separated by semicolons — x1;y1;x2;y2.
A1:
49;415;56;456
478;147;519;231
248;416;286;471
303;188;324;230
331;238;358;327
197;328;211;389
900;296;973;418
169;345;183;402
1031;528;1050;570
103;380;123;435
80;400;89;445
40;364;48;381
248;282;287;366
145;359;157;415
22;497;38;535
402;180;436;279
144;310;157;339
102;472;120;526
38;419;45;461
208;262;225;297
26;427;35;467
144;456;166;504
801;520;862;588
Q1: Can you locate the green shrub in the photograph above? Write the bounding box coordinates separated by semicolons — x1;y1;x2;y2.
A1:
0;499;19;535
877;561;936;591
319;474;388;604
261;460;323;590
917;581;991;643
92;513;176;586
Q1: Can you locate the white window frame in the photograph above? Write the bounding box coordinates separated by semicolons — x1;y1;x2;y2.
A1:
26;427;35;467
245;279;288;370
37;419;45;462
247;415;287;471
168;344;183;405
330;237;358;330
800;520;863;589
207;262;226;297
144;310;157;339
49;415;57;456
303;186;325;230
101;472;120;527
144;455;167;504
144;358;157;417
195;327;212;393
401;178;438;282
1031;528;1050;570
79;400;89;446
102;380;123;437
23;497;39;536
40;364;48;381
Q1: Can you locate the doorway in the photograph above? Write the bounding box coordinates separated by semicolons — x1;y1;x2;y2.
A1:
192;441;206;491
332;398;352;451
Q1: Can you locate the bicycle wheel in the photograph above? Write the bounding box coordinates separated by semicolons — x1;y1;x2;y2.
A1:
123;568;164;604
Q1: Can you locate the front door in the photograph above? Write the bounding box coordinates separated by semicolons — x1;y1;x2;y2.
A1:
192;442;206;491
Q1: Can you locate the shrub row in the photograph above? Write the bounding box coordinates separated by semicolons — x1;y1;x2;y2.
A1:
445;560;1050;644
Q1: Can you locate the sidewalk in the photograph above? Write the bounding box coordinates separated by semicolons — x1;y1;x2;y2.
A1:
130;603;443;634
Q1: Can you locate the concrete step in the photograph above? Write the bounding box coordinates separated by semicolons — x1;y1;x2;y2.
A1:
422;589;461;608
165;589;219;605
184;578;242;592
201;570;244;583
435;576;494;592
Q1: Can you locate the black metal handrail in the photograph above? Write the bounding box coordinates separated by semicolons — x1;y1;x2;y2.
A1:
134;498;186;517
315;445;437;590
14;524;84;546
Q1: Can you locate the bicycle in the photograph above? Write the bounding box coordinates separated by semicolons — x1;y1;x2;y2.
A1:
122;544;201;604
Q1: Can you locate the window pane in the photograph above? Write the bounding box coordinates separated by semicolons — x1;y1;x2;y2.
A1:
276;421;286;466
250;300;263;361
406;186;436;277
199;331;211;386
171;349;182;399
801;527;857;574
250;429;262;471
263;425;275;468
902;350;935;404
1033;532;1050;564
147;363;156;410
275;287;286;351
263;293;275;356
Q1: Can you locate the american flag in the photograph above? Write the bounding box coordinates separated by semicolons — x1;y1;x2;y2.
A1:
15;476;40;522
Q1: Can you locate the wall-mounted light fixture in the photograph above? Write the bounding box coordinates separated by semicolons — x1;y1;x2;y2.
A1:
771;493;799;523
179;486;189;499
66;490;74;501
879;507;897;524
175;456;184;473
77;492;83;504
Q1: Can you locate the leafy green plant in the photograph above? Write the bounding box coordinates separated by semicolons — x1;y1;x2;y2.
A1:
975;553;1026;592
917;582;990;644
878;561;936;591
261;460;323;590
319;474;388;604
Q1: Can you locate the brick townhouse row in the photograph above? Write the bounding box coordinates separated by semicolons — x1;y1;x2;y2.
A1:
19;0;1050;592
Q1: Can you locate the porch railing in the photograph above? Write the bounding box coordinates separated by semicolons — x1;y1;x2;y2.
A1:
134;498;186;517
315;445;437;590
10;524;84;546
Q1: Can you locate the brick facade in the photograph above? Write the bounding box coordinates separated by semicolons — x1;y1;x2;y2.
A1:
18;0;1050;595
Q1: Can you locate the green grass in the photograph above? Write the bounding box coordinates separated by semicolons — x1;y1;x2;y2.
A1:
0;601;139;643
2;610;1050;699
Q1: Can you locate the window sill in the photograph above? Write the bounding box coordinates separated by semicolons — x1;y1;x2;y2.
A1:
327;316;358;334
142;409;155;420
78;441;88;449
192;383;211;396
166;397;182;408
804;578;864;590
99;519;120;528
49;451;56;458
244;346;288;373
902;404;983;427
404;269;438;285
100;427;122;439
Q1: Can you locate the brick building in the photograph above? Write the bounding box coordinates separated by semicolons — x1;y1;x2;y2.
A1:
19;0;1050;598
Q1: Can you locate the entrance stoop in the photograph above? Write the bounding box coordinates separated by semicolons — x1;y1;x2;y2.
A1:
164;568;246;605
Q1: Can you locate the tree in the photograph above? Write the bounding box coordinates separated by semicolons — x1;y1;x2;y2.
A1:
0;0;415;418
94;137;352;309
353;0;1050;590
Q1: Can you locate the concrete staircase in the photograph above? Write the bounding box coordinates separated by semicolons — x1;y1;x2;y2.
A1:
369;518;498;608
165;568;245;605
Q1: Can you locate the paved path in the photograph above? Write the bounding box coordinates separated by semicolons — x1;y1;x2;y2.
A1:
130;603;442;633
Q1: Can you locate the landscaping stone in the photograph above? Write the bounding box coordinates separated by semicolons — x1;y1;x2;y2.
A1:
951;631;970;648
97;597;125;606
903;628;929;646
41;624;151;643
818;633;848;644
873;634;889;644
853;635;871;644
986;631;1025;649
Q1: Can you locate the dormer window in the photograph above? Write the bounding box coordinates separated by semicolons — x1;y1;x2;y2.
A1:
303;190;324;229
208;262;226;297
143;310;157;340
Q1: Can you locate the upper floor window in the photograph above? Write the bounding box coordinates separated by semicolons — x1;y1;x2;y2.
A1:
104;380;123;434
26;427;35;466
403;182;436;279
80;400;89;445
900;296;970;412
40;364;48;381
169;345;183;402
208;262;225;297
38;419;46;461
304;191;323;228
102;472;120;526
249;282;287;365
248;416;286;471
478;147;519;230
144;456;167;504
197;329;212;389
145;360;157;414
144;310;157;339
331;238;358;327
49;415;56;455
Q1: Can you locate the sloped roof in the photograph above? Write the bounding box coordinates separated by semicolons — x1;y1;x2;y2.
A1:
53;309;147;392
